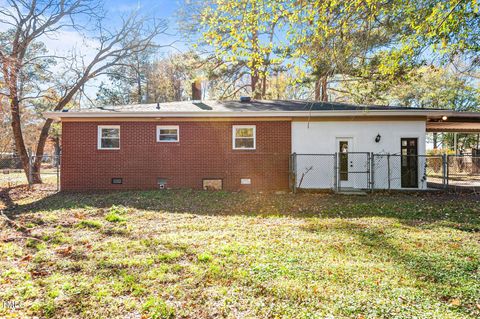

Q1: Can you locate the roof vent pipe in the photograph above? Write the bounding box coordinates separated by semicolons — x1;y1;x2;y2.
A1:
156;102;160;110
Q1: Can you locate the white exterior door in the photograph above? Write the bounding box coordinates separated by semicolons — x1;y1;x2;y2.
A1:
337;137;354;188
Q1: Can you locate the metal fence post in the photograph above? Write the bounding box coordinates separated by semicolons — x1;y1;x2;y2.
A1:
334;152;338;192
387;153;391;190
444;154;449;187
441;153;446;187
56;155;60;191
292;152;297;194
370;152;375;192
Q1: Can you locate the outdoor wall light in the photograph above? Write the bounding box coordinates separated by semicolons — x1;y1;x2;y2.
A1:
375;134;381;143
442;115;448;121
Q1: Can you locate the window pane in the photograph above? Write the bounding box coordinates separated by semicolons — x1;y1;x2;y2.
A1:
102;128;119;138
235;138;254;149
235;128;254;138
101;138;119;149
159;129;177;135
339;141;348;153
159;134;178;141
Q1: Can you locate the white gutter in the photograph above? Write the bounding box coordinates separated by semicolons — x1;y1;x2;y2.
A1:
44;109;453;120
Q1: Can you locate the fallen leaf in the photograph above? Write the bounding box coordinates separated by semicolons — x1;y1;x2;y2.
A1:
20;255;32;262
56;246;73;256
449;298;461;306
74;212;85;219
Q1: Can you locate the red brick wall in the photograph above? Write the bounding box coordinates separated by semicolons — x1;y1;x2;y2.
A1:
61;120;291;191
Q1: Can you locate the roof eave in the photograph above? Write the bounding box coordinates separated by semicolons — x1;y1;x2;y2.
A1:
44;109;451;120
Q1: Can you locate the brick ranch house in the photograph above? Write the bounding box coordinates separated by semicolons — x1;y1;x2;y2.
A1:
45;100;480;192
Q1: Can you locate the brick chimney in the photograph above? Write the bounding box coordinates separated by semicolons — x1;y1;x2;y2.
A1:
191;80;202;100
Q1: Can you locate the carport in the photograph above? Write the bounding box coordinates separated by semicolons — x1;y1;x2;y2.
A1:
426;111;480;189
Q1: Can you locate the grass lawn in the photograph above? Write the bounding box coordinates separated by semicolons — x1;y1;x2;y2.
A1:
1;189;479;318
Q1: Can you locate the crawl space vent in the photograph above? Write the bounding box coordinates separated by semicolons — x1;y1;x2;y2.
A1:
203;179;223;191
111;178;123;184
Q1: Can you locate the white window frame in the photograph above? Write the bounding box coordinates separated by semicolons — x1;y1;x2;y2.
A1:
97;125;120;150
232;125;256;150
156;125;179;143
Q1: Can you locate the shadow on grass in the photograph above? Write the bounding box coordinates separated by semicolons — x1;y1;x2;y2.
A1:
4;189;480;230
0;184;23;209
303;219;479;316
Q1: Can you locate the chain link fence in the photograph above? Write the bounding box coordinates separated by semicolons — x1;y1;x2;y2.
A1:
291;154;336;191
291;153;480;192
446;154;480;188
372;154;445;190
0;154;60;191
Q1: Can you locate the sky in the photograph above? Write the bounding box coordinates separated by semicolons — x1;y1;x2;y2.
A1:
73;0;187;101
0;0;187;105
102;0;184;51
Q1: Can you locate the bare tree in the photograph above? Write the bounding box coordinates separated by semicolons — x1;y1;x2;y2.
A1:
0;0;167;183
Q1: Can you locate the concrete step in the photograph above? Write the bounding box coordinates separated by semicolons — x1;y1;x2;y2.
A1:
335;189;368;195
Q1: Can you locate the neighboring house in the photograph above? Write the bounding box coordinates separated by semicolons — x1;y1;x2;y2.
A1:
45;100;480;192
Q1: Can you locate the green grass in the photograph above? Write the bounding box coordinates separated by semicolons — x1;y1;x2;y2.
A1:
0;169;58;187
1;190;479;318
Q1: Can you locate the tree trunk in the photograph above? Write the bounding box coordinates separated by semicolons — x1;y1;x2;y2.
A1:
251;72;261;99
261;74;267;99
10;97;31;182
314;78;320;100
320;76;328;102
433;133;438;149
314;76;328;101
251;27;261;100
31;118;54;184
137;74;142;103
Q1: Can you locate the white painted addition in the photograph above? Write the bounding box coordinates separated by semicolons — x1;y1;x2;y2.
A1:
292;121;427;190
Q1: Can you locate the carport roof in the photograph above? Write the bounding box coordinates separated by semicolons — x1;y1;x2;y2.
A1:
427;115;480;132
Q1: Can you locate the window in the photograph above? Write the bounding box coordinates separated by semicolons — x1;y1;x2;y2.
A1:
232;125;256;150
98;125;120;150
157;125;179;142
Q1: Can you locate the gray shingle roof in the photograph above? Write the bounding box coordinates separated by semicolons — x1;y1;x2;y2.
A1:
70;100;444;113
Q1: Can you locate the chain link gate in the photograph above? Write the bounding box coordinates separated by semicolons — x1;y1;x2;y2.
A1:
336;152;371;192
